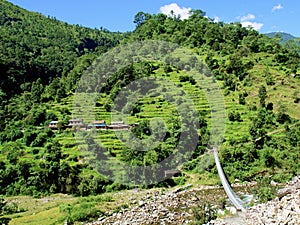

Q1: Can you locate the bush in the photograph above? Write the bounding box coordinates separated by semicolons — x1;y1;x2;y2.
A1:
178;75;196;84
60;202;104;224
0;196;21;216
238;94;246;105
190;200;217;225
2;201;18;215
0;217;11;225
173;176;186;186
293;91;300;103
253;177;278;203
228;111;242;122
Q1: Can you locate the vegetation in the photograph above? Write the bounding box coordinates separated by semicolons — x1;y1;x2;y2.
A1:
190;201;217;225
0;196;24;224
0;0;300;223
266;32;300;54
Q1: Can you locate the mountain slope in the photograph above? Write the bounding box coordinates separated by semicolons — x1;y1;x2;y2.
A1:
266;32;300;54
265;32;296;43
0;0;121;97
0;0;123;198
0;2;300;212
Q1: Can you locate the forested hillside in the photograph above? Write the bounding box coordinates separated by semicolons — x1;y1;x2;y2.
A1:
116;11;300;184
266;32;300;54
0;0;124;197
0;2;300;222
0;0;122;98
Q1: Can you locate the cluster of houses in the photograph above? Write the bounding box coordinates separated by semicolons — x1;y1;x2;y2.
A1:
48;119;132;131
48;119;182;178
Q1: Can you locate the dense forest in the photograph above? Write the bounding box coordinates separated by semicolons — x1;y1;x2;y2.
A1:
0;0;300;205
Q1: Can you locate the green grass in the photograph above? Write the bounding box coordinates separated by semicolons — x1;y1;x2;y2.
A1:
4;188;169;225
5;194;77;225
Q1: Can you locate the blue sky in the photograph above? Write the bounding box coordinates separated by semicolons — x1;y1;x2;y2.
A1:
7;0;300;37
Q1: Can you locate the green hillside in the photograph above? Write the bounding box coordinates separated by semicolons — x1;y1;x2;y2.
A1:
266;32;300;54
0;0;123;199
0;0;122;97
0;1;300;224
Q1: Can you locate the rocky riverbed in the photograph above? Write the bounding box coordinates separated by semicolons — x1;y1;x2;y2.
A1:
88;184;224;225
245;175;300;225
211;175;300;225
87;176;300;225
87;183;252;225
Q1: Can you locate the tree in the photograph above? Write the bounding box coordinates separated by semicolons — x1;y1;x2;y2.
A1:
0;88;7;110
205;52;219;70
249;109;267;149
31;78;43;102
189;9;206;18
132;120;151;139
276;103;290;124
133;12;150;27
286;125;300;146
226;54;247;81
228;111;241;122
258;85;267;108
262;148;276;169
26;107;46;126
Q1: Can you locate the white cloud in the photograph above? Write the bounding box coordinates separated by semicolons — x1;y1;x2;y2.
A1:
160;3;191;20
241;21;264;31
239;13;263;31
272;4;283;12
213;16;220;23
240;13;255;22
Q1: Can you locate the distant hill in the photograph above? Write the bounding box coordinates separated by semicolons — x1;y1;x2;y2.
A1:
265;32;296;43
266;32;300;54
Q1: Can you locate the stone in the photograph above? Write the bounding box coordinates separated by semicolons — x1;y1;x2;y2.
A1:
277;187;293;198
245;175;300;225
87;175;300;225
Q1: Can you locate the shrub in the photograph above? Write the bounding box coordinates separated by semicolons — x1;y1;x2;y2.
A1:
0;217;11;225
253;177;278;203
0;196;22;216
228;111;242;122
60;202;104;224
190;200;217;225
238;93;246;105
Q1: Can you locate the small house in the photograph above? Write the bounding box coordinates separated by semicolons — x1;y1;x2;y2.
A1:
93;120;106;129
68;119;85;127
107;121;129;130
49;121;59;129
